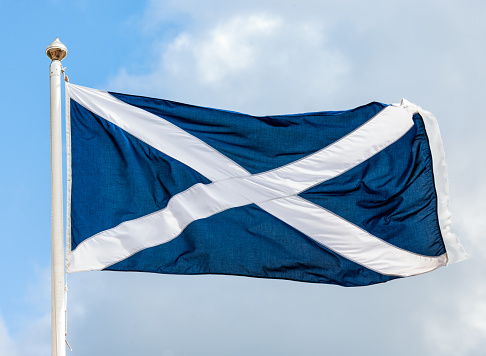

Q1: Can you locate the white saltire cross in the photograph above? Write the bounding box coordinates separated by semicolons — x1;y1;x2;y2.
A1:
66;84;447;276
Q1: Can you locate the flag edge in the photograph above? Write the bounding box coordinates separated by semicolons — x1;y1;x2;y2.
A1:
399;99;468;264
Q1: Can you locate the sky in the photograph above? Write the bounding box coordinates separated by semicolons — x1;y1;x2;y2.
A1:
0;0;485;355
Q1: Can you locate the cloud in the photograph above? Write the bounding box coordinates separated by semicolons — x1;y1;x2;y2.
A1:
108;12;350;115
422;271;486;355
0;267;51;356
67;271;431;356
454;184;486;258
108;0;486;116
0;315;18;356
15;315;50;356
0;312;49;356
168;14;282;85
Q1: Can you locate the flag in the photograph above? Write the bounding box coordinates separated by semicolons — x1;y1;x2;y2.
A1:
66;83;467;286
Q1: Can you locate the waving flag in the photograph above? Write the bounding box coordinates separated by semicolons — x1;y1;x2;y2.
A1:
66;83;466;286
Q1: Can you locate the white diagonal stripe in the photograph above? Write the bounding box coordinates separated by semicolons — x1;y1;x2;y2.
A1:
68;84;248;181
67;83;448;276
258;196;447;277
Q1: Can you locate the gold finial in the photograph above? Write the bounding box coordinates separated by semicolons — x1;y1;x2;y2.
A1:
46;38;67;61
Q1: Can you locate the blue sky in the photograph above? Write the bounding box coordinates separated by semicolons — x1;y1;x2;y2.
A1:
1;0;485;355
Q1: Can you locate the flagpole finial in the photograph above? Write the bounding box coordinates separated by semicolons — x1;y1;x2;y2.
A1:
46;37;67;61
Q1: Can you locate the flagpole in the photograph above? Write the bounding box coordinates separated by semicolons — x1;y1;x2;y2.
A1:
46;37;67;356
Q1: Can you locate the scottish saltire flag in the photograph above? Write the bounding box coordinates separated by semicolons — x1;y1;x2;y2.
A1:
65;83;467;286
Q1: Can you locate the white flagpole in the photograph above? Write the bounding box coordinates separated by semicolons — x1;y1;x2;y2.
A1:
46;38;67;356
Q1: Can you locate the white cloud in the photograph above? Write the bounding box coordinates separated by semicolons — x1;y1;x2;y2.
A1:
15;315;50;356
0;315;18;356
454;184;486;258
423;280;486;355
109;12;350;114
0;267;52;356
0;312;49;356
175;14;281;85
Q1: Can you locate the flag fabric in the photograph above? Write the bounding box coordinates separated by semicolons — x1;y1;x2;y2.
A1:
66;83;467;287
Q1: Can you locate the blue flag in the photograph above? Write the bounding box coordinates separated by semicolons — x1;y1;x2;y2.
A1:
66;83;466;286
